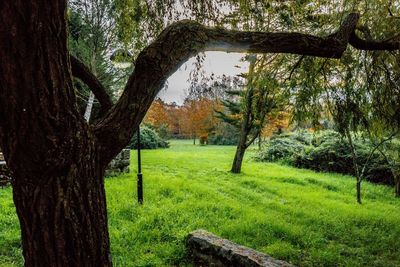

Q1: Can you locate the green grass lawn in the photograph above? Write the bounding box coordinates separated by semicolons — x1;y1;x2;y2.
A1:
1;140;399;266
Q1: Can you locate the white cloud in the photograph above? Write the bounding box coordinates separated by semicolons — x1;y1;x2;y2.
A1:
158;51;248;104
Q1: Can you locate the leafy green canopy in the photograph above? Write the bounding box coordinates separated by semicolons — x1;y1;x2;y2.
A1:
71;0;399;136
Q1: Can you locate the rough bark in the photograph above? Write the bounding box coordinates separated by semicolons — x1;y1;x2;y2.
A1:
0;1;112;266
356;180;362;204
12;147;111;267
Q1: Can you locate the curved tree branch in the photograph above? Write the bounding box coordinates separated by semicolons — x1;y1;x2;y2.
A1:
349;32;400;51
92;12;399;164
70;55;113;115
204;13;359;58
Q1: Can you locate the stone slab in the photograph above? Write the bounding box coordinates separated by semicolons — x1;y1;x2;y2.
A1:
186;230;295;267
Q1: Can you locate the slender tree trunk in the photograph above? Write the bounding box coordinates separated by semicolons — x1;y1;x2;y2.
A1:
84;92;96;121
84;55;98;122
345;129;362;204
356;180;362;203
231;129;249;173
231;96;253;173
395;175;400;197
231;144;246;173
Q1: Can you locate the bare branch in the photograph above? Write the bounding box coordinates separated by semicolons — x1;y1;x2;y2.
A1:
70;55;113;115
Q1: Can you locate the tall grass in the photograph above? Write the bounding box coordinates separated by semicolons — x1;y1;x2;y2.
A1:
0;140;399;266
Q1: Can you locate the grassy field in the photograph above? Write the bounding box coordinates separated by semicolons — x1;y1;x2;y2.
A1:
0;140;399;266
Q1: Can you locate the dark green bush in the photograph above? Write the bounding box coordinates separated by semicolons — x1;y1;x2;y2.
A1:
129;126;169;149
311;130;341;147
208;134;239;145
271;131;313;145
208;122;240;145
294;136;394;185
255;137;305;163
257;130;396;185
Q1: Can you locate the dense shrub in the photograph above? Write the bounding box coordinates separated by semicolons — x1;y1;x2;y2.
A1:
255;137;305;163
208;134;239;145
257;130;396;185
311;130;341;147
275;130;313;145
129;126;169;149
294;136;394;185
208;122;240;145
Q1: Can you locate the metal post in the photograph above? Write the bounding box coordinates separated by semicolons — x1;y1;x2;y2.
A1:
137;126;143;204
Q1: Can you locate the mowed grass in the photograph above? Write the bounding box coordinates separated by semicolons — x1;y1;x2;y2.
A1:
1;140;400;266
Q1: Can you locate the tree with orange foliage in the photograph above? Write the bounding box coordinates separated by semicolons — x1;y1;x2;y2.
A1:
144;98;170;127
143;98;173;137
262;111;291;137
180;97;217;144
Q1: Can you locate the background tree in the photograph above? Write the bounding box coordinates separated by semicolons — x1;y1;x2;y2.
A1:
217;55;288;173
68;0;130;121
143;98;173;138
262;111;291;138
377;140;400;197
180;97;216;144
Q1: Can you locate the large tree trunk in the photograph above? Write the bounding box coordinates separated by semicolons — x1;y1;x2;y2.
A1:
0;1;112;266
12;145;111;266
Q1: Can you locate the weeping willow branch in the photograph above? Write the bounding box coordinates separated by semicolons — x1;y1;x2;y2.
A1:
93;12;400;163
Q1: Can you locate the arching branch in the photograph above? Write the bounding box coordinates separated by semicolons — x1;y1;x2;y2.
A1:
70;55;113;115
349;31;400;51
203;13;359;58
92;12;400;164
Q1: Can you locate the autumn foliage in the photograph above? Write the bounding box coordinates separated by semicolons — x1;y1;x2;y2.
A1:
262;111;291;137
144;97;218;140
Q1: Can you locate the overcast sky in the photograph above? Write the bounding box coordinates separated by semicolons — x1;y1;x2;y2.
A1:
158;51;248;105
